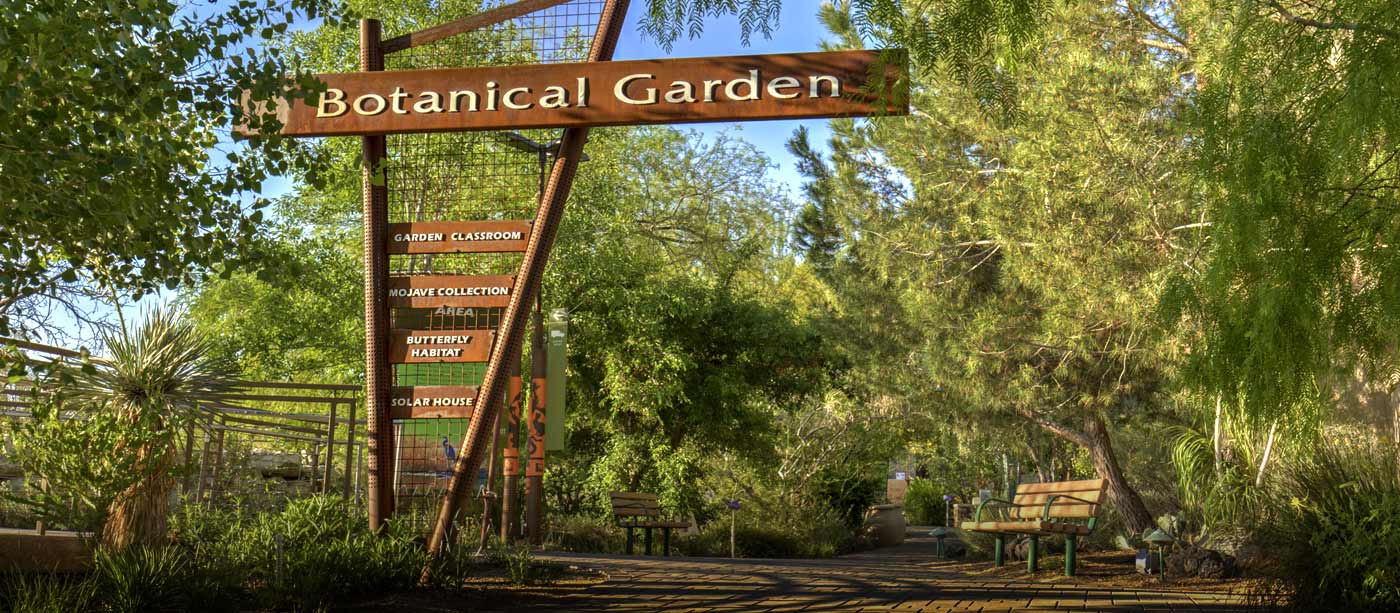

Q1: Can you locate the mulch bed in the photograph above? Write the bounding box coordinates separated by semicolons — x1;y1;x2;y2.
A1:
334;564;606;612
962;549;1274;593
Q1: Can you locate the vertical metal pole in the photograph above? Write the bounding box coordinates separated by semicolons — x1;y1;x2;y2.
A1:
196;428;211;503
210;419;226;505
310;442;320;493
501;361;523;541
526;303;546;546
360;18;392;532
181;419;196;495
323;401;337;495
426;0;631;558
344;399;357;499
477;392;504;551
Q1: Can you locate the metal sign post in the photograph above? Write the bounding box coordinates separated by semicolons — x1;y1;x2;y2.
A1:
244;0;907;550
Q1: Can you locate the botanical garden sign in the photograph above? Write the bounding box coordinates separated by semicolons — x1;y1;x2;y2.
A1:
242;0;906;555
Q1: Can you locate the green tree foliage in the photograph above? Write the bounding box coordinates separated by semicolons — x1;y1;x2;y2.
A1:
1164;1;1400;426
793;0;1204;534
5;308;235;550
0;0;346;336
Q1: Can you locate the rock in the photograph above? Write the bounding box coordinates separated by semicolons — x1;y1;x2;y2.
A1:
1232;543;1265;573
1166;544;1237;579
1007;536;1062;561
248;451;306;479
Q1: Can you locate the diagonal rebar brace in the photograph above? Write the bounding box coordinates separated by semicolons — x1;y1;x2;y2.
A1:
424;0;631;558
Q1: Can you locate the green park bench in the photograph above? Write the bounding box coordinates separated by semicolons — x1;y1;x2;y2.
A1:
960;478;1107;576
610;491;690;556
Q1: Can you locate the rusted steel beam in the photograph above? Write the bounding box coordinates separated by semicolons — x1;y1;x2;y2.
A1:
361;18;394;532
425;0;631;558
343;400;357;499
381;0;574;54
230;381;362;392
208;393;347;404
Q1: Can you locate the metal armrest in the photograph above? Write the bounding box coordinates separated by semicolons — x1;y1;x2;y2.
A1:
1041;494;1100;532
974;497;1013;523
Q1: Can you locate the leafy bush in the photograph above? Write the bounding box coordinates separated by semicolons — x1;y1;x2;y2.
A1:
678;507;857;559
0;572;97;613
903;478;946;526
811;467;882;531
1264;441;1400;611
92;546;202;613
547;514;625;554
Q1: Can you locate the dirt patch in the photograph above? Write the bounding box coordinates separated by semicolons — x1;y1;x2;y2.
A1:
334;564;606;612
961;549;1272;593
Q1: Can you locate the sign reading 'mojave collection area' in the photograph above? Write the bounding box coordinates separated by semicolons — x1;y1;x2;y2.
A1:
245;50;907;137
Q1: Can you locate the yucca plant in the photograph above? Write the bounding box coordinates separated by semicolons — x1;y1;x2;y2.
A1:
59;307;236;551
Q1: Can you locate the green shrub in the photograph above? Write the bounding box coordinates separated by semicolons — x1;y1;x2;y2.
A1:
1264;441;1400;611
0;572;97;613
92;546;205;613
903;478;946;526
678;507;857;559
811;467;882;531
547;514;624;554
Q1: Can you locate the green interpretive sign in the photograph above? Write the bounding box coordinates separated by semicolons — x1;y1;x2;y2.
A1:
545;310;568;451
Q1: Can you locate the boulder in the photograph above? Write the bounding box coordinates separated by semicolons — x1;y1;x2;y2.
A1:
1007;536;1062;561
1166;544;1237;579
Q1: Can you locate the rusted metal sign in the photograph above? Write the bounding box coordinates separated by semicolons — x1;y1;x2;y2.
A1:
388;275;515;309
247;50;907;137
388;329;495;363
388;220;531;254
389;385;479;419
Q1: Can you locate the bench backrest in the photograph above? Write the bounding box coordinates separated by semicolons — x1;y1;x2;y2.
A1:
1009;478;1107;520
611;492;661;522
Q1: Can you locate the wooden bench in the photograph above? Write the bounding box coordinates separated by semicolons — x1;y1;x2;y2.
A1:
610;492;690;556
959;478;1106;576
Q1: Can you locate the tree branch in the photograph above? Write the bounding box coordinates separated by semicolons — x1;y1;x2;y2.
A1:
1267;1;1400;38
1016;405;1092;448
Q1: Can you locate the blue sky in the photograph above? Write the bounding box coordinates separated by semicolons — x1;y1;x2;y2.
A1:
612;3;835;192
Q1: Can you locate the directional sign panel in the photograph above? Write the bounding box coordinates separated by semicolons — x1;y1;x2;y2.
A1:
388;275;515;309
388;220;531;254
388;329;494;363
389;385;479;419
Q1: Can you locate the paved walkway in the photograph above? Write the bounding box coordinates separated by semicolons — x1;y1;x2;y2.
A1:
529;533;1255;612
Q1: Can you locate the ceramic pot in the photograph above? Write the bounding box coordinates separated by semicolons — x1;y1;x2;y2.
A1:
864;503;907;547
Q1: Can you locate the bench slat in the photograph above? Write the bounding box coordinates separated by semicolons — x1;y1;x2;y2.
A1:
1009;504;1096;519
1014;479;1105;494
1011;491;1104;506
960;520;1091;536
610;492;659;501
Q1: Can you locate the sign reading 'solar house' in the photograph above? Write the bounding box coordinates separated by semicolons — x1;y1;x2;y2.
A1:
388;220;530;254
247;50;907;137
389;386;479;419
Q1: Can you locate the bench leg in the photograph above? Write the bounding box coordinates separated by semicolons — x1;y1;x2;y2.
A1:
663;528;672;556
1027;535;1039;572
626;526;635;555
1064;536;1077;577
644;527;654;555
994;534;1005;567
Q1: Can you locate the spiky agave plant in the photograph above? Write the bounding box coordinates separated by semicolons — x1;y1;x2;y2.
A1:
65;307;235;551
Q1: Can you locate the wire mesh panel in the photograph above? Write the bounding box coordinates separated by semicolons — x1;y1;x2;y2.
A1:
383;0;604;535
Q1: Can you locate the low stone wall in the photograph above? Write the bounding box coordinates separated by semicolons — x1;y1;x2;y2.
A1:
0;528;91;573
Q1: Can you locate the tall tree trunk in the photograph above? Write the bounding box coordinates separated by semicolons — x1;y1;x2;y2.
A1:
1083;415;1155;535
1255;419;1278;488
1017;407;1156;534
103;444;175;551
